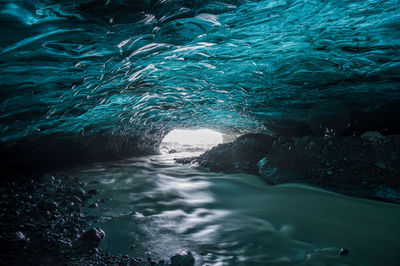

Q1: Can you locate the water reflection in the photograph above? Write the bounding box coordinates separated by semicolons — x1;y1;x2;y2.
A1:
63;154;400;265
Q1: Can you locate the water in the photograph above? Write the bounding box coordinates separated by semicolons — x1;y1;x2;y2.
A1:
62;153;400;265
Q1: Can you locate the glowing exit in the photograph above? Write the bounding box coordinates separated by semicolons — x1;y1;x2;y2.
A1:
160;128;223;154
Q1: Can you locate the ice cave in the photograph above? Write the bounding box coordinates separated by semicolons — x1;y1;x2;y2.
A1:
0;0;399;265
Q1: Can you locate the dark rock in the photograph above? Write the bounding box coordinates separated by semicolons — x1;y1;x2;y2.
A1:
374;162;386;169
169;149;178;154
72;196;82;204
88;189;99;195
339;248;349;256
91;247;99;254
100;198;110;203
72;188;86;197
174;157;197;164
79;228;105;246
39;200;59;212
361;131;385;142
197;133;277;174
59;239;72;248
170;249;195;266
88;203;98;208
375;186;400;203
14;231;28;242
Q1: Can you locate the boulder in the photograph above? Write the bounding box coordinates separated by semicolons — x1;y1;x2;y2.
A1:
79;228;105;246
361;131;385;142
170;249;195;266
197;134;276;174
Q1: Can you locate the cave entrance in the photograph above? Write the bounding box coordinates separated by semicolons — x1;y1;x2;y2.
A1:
160;128;223;154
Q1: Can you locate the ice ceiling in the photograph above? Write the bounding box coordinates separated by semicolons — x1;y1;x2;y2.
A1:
0;0;399;167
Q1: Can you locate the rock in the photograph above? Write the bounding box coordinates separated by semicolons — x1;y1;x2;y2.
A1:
361;131;385;142
375;186;400;202
59;239;72;248
374;162;386;169
39;200;59;212
197;133;276;174
80;228;105;246
72;196;82;204
72;188;86;197
88;203;98;208
257;157;267;172
88;189;99;195
169;149;178;154
174;157;197;164
170;249;195;266
339;248;349;256
91;248;99;254
15;231;28;241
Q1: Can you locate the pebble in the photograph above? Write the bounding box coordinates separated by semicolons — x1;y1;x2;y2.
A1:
339;248;349;256
72;196;82;204
47;201;59;211
88;189;99;195
374;162;386;169
88;203;98;208
15;231;27;241
73;188;86;197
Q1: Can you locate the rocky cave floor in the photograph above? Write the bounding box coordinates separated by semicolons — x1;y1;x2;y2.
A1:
0;174;193;265
1;131;399;265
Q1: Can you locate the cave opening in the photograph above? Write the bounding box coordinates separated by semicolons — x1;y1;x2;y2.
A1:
159;128;224;154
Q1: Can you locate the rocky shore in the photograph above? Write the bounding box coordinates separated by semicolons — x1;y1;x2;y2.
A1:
187;132;400;203
0;174;195;265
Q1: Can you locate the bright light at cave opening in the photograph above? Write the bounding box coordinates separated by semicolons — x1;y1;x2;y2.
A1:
160;128;223;154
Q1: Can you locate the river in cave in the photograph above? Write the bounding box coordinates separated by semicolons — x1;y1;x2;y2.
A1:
60;152;400;265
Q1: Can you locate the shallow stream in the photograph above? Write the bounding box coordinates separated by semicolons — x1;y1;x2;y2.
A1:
62;153;400;265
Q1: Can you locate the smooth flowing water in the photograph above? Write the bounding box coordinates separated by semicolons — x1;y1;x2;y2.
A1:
62;153;400;265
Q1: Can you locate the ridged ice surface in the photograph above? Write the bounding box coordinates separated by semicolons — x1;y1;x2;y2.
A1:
1;0;400;147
